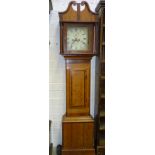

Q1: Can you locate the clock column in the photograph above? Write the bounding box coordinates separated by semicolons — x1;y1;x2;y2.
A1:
59;2;99;155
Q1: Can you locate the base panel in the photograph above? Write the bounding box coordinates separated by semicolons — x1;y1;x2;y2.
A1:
62;115;95;155
62;148;95;155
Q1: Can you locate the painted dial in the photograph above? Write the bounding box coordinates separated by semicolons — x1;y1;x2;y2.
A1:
67;26;89;51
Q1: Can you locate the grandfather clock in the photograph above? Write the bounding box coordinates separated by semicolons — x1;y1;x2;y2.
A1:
59;1;98;155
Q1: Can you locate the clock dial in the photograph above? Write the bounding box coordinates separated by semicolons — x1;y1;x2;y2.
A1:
67;26;89;51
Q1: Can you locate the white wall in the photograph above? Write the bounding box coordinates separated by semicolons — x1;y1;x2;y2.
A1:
49;0;99;150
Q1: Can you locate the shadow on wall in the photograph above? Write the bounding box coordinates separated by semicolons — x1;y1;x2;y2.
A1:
49;0;53;13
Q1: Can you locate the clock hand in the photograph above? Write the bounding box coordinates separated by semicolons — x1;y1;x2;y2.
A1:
71;39;76;48
71;39;76;44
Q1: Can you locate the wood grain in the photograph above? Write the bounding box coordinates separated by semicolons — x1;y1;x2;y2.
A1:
66;59;90;116
62;116;95;155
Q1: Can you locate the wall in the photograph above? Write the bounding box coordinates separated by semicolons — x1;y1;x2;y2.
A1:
49;0;99;152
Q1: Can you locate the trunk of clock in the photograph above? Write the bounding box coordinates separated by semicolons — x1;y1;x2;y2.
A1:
66;57;91;116
62;57;95;155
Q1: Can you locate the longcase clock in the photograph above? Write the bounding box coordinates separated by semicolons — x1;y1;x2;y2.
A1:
59;1;99;155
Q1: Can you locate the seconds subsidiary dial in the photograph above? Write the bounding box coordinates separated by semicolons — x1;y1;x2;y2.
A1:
67;26;89;51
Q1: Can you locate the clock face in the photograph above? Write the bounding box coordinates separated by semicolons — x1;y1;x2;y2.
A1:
67;26;89;51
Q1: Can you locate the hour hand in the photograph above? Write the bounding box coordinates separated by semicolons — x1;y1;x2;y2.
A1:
71;39;76;48
71;39;76;44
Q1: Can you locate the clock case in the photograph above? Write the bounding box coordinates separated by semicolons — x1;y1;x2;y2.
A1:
59;1;99;155
59;1;99;57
